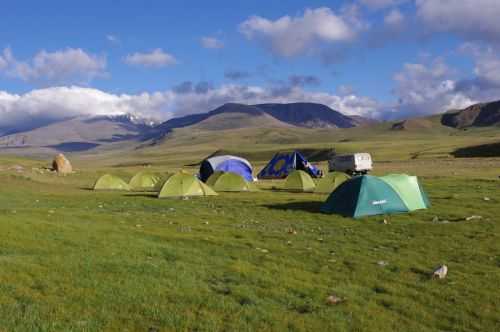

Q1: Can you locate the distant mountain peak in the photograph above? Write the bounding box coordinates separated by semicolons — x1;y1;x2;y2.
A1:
92;113;159;127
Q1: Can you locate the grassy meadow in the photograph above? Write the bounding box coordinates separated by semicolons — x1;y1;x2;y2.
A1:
0;126;499;331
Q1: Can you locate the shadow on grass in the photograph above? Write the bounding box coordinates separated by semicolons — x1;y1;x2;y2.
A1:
263;201;323;213
124;193;158;199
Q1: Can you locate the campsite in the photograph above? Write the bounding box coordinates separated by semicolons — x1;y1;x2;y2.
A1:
0;122;499;331
1;1;500;331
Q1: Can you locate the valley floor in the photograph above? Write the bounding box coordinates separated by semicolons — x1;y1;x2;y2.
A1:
0;156;499;331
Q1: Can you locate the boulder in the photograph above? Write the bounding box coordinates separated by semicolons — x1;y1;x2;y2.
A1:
433;265;448;279
52;154;72;174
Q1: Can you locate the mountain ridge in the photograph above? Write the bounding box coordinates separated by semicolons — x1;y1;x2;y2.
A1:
441;100;500;128
150;102;371;139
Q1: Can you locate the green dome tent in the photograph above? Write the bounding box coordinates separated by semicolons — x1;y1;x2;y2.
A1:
380;174;430;211
206;171;224;187
208;172;258;192
93;174;130;191
321;175;409;218
129;171;168;191
314;172;350;194
284;170;316;192
158;172;217;198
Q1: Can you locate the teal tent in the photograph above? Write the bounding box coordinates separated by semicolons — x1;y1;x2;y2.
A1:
380;174;430;211
321;175;410;218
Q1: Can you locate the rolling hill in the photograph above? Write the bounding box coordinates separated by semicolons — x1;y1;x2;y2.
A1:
441;100;500;128
0;114;155;153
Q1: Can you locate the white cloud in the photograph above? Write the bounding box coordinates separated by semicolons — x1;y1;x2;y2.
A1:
417;0;500;42
106;34;120;45
390;58;475;118
200;37;224;49
124;49;177;67
0;47;106;85
239;7;359;57
459;43;500;86
0;86;173;131
384;9;404;26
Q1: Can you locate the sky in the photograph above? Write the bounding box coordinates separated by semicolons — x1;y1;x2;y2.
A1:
1;0;500;129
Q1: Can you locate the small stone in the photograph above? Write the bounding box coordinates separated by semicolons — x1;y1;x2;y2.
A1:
260;249;269;253
326;294;345;305
203;221;209;225
433;265;448;279
382;219;388;225
377;260;389;267
136;224;143;228
465;215;483;221
287;241;292;245
483;197;491;201
432;216;439;223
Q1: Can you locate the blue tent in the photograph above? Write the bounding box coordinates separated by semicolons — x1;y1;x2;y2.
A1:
199;155;254;182
257;151;321;179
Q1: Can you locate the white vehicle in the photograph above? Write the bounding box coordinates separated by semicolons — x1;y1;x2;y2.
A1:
328;153;373;175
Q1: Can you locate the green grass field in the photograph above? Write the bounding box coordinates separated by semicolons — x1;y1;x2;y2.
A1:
0;126;499;331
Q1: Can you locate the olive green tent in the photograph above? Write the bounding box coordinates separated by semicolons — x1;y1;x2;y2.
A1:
283;170;316;192
129;171;168;191
314;172;350;194
321;175;409;218
158;172;217;198
207;172;258;192
380;174;430;211
93;174;130;191
206;171;224;187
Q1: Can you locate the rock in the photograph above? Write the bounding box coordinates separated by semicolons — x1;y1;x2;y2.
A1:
432;216;439;223
432;265;448;279
52;154;72;174
382;219;389;225
326;294;345;305
483;197;491;201
377;260;388;267
465;215;483;221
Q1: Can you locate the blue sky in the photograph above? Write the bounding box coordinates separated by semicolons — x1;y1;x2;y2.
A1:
0;0;499;127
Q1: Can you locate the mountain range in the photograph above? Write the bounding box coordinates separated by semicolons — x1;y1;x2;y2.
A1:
0;100;498;155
